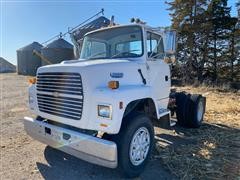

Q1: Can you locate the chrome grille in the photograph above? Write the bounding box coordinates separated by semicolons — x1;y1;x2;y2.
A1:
36;72;83;120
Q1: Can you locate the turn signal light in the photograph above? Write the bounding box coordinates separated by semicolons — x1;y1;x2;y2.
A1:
100;123;108;127
108;81;119;89
28;77;37;84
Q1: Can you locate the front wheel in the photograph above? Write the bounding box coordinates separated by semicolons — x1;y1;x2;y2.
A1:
115;113;154;178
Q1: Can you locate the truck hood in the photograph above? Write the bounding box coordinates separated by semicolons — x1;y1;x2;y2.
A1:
39;59;134;68
37;58;145;90
35;58;148;130
61;59;132;67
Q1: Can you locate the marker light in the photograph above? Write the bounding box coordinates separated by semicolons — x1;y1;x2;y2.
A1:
119;101;123;109
28;77;37;84
100;123;108;127
108;81;119;89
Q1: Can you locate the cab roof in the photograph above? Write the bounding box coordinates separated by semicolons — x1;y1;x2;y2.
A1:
84;23;164;37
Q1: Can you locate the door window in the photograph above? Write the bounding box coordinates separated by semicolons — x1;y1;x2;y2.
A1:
147;32;164;59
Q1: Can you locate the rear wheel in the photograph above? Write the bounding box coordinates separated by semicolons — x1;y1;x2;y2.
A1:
175;92;190;126
188;94;206;128
176;93;206;128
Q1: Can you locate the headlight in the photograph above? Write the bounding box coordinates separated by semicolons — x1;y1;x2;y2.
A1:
98;105;112;119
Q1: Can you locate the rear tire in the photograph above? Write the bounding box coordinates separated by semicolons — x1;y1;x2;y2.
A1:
105;113;154;178
175;92;190;126
176;93;206;128
188;94;206;128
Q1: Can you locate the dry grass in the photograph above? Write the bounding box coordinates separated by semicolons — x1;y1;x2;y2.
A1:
155;86;240;179
178;86;240;128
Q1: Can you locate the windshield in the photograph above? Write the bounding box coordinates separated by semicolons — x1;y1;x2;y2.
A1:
80;26;143;60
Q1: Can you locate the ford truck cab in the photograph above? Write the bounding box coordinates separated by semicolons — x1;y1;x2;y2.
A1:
24;23;206;177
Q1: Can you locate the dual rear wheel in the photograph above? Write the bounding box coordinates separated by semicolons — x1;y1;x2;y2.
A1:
175;93;206;128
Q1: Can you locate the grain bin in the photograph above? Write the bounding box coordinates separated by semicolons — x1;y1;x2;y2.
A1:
71;16;110;59
41;38;74;66
0;57;16;73
17;42;43;75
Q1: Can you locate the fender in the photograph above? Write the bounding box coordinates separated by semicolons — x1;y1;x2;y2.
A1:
92;85;159;134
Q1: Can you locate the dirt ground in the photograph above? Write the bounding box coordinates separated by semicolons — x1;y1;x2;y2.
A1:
1;73;239;179
155;86;240;179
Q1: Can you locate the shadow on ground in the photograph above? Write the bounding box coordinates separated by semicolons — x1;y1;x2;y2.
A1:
36;122;240;179
36;145;175;180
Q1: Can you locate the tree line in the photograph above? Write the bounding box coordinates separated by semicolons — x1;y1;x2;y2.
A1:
167;0;240;85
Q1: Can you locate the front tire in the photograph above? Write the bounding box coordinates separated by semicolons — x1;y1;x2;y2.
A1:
114;113;154;178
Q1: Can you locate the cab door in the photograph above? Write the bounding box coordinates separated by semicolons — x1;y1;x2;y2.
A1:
146;31;170;109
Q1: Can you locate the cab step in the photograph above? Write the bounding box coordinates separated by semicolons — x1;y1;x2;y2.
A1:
157;108;176;128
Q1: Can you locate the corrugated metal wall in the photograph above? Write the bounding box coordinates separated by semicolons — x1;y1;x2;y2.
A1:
0;57;16;73
17;42;43;76
41;38;74;66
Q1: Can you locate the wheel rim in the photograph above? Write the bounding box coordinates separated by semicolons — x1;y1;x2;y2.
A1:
129;127;150;166
197;100;204;122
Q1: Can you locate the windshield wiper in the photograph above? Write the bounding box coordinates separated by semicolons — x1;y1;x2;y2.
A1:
111;50;139;58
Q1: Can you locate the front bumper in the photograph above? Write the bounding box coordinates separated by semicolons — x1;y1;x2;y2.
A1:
23;117;118;168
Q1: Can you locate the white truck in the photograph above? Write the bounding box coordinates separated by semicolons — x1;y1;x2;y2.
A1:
24;22;206;178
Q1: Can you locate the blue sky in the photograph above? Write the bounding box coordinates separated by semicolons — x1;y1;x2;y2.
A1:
0;0;238;65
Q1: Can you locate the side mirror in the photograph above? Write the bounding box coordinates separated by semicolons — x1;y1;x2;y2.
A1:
164;55;176;64
164;30;177;55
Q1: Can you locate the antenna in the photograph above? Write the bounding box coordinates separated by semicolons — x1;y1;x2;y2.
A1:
110;16;115;26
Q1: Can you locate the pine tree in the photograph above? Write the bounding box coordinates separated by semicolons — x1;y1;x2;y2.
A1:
167;0;207;81
236;1;240;50
166;0;210;82
226;17;237;81
167;0;239;84
207;0;232;82
235;0;240;82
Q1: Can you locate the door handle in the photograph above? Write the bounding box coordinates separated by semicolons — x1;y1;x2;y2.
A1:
165;76;169;81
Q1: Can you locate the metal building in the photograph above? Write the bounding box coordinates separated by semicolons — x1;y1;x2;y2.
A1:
70;16;110;59
41;38;74;66
0;57;16;73
17;42;43;75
